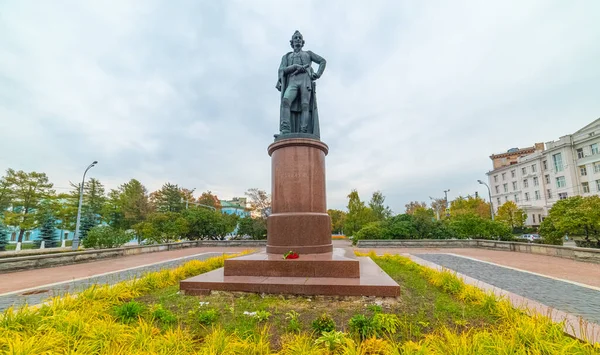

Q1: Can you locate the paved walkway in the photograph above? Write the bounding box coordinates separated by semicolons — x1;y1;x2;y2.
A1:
356;247;600;288
417;254;600;325
0;247;253;294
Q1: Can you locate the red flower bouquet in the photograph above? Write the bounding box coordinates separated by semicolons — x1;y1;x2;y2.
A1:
283;251;299;259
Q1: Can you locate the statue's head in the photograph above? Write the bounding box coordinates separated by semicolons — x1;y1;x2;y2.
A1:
289;30;305;50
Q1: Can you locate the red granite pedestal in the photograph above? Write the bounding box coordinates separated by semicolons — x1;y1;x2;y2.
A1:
180;138;400;297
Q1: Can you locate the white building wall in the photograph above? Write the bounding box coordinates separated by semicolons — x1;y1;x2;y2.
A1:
486;118;600;226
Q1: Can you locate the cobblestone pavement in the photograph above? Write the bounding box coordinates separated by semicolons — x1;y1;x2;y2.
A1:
416;254;600;325
0;252;222;312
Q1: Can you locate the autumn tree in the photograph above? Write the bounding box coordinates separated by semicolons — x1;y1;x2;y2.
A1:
369;191;392;221
3;169;55;243
150;183;184;213
245;188;271;219
430;197;448;220
197;191;222;210
496;201;527;230
328;209;346;234
405;201;427;215
449;196;491;219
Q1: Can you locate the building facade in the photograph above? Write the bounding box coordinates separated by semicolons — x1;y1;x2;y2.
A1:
486;118;600;226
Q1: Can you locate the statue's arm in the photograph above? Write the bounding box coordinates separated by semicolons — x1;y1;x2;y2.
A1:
308;51;326;79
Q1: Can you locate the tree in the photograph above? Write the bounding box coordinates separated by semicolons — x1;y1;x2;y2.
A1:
115;179;150;230
411;207;437;238
496;201;527;230
0;175;12;212
236;215;267;240
327;209;346;234
35;209;59;248
0;220;8;251
448;214;511;240
382;214;416;239
83;225;132;249
245;188;271;219
150;183;184;213
134;212;190;244
183;207;237;240
344;190;374;236
430;198;448;220
369;191;392;221
2;169;55;243
197;191;222;210
404;201;427;215
53;193;78;238
449;196;491;219
540;196;600;247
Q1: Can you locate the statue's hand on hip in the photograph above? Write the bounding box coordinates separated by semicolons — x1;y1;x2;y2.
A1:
310;72;319;80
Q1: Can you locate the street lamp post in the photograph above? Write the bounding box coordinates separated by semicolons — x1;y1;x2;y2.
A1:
443;189;450;217
185;188;196;209
477;179;494;220
72;161;98;250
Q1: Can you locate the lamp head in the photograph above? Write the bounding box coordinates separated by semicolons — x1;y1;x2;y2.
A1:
477;180;483;184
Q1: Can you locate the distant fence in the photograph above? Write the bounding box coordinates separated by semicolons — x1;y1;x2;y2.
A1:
355;239;600;264
0;240;267;273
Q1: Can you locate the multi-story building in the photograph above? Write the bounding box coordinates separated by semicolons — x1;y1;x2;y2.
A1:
486;118;600;226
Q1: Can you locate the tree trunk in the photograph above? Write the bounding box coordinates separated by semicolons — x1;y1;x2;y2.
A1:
17;229;25;243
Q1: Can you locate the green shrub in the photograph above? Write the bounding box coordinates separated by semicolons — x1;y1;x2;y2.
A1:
198;308;220;325
114;301;144;323
83;225;132;249
151;305;177;325
372;313;401;335
285;310;301;333
348;314;376;340
314;330;347;352
311;313;336;334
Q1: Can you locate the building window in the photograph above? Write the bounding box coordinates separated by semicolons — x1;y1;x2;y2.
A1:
11;232;16;242
533;176;539;186
591;143;599;155
547;189;552;199
558;192;568;200
523;179;529;188
533;214;536;224
538;214;542;223
596;179;600;192
525;192;530;201
522;167;527;175
64;232;69;240
504;196;509;202
512;181;517;190
495;185;500;193
553;153;563;172
556;176;566;188
511;170;516;178
502;173;506;180
514;194;519;202
545;174;550;184
25;232;31;241
594;162;600;174
580;165;587;176
534;190;541;200
582;182;590;193
503;183;508;193
531;164;537;172
494;175;498;183
542;160;548;170
497;197;501;205
577;148;584;159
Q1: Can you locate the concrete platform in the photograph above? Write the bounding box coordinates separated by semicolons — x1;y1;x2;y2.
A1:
180;254;400;297
223;249;360;278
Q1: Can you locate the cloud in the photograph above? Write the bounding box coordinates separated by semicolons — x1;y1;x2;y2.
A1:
1;0;599;213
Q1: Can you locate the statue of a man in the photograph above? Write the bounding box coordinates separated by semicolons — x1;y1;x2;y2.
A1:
276;31;326;139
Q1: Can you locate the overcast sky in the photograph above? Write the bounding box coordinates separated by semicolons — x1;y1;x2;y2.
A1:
1;0;599;213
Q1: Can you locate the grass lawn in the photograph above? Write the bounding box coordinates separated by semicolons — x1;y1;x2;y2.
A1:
1;251;598;354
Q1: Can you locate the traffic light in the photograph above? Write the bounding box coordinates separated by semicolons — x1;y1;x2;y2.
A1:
475;191;479;198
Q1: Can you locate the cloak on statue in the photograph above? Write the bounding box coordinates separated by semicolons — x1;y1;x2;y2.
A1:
276;52;320;138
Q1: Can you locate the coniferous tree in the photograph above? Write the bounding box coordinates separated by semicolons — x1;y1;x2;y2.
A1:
35;212;59;248
79;210;98;240
0;221;8;251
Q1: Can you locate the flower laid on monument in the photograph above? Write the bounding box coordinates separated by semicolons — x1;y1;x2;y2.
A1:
283;250;299;259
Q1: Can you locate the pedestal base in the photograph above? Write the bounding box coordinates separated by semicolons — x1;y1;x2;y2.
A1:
180;250;400;297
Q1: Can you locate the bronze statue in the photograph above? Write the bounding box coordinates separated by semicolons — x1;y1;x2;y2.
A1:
276;31;326;139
